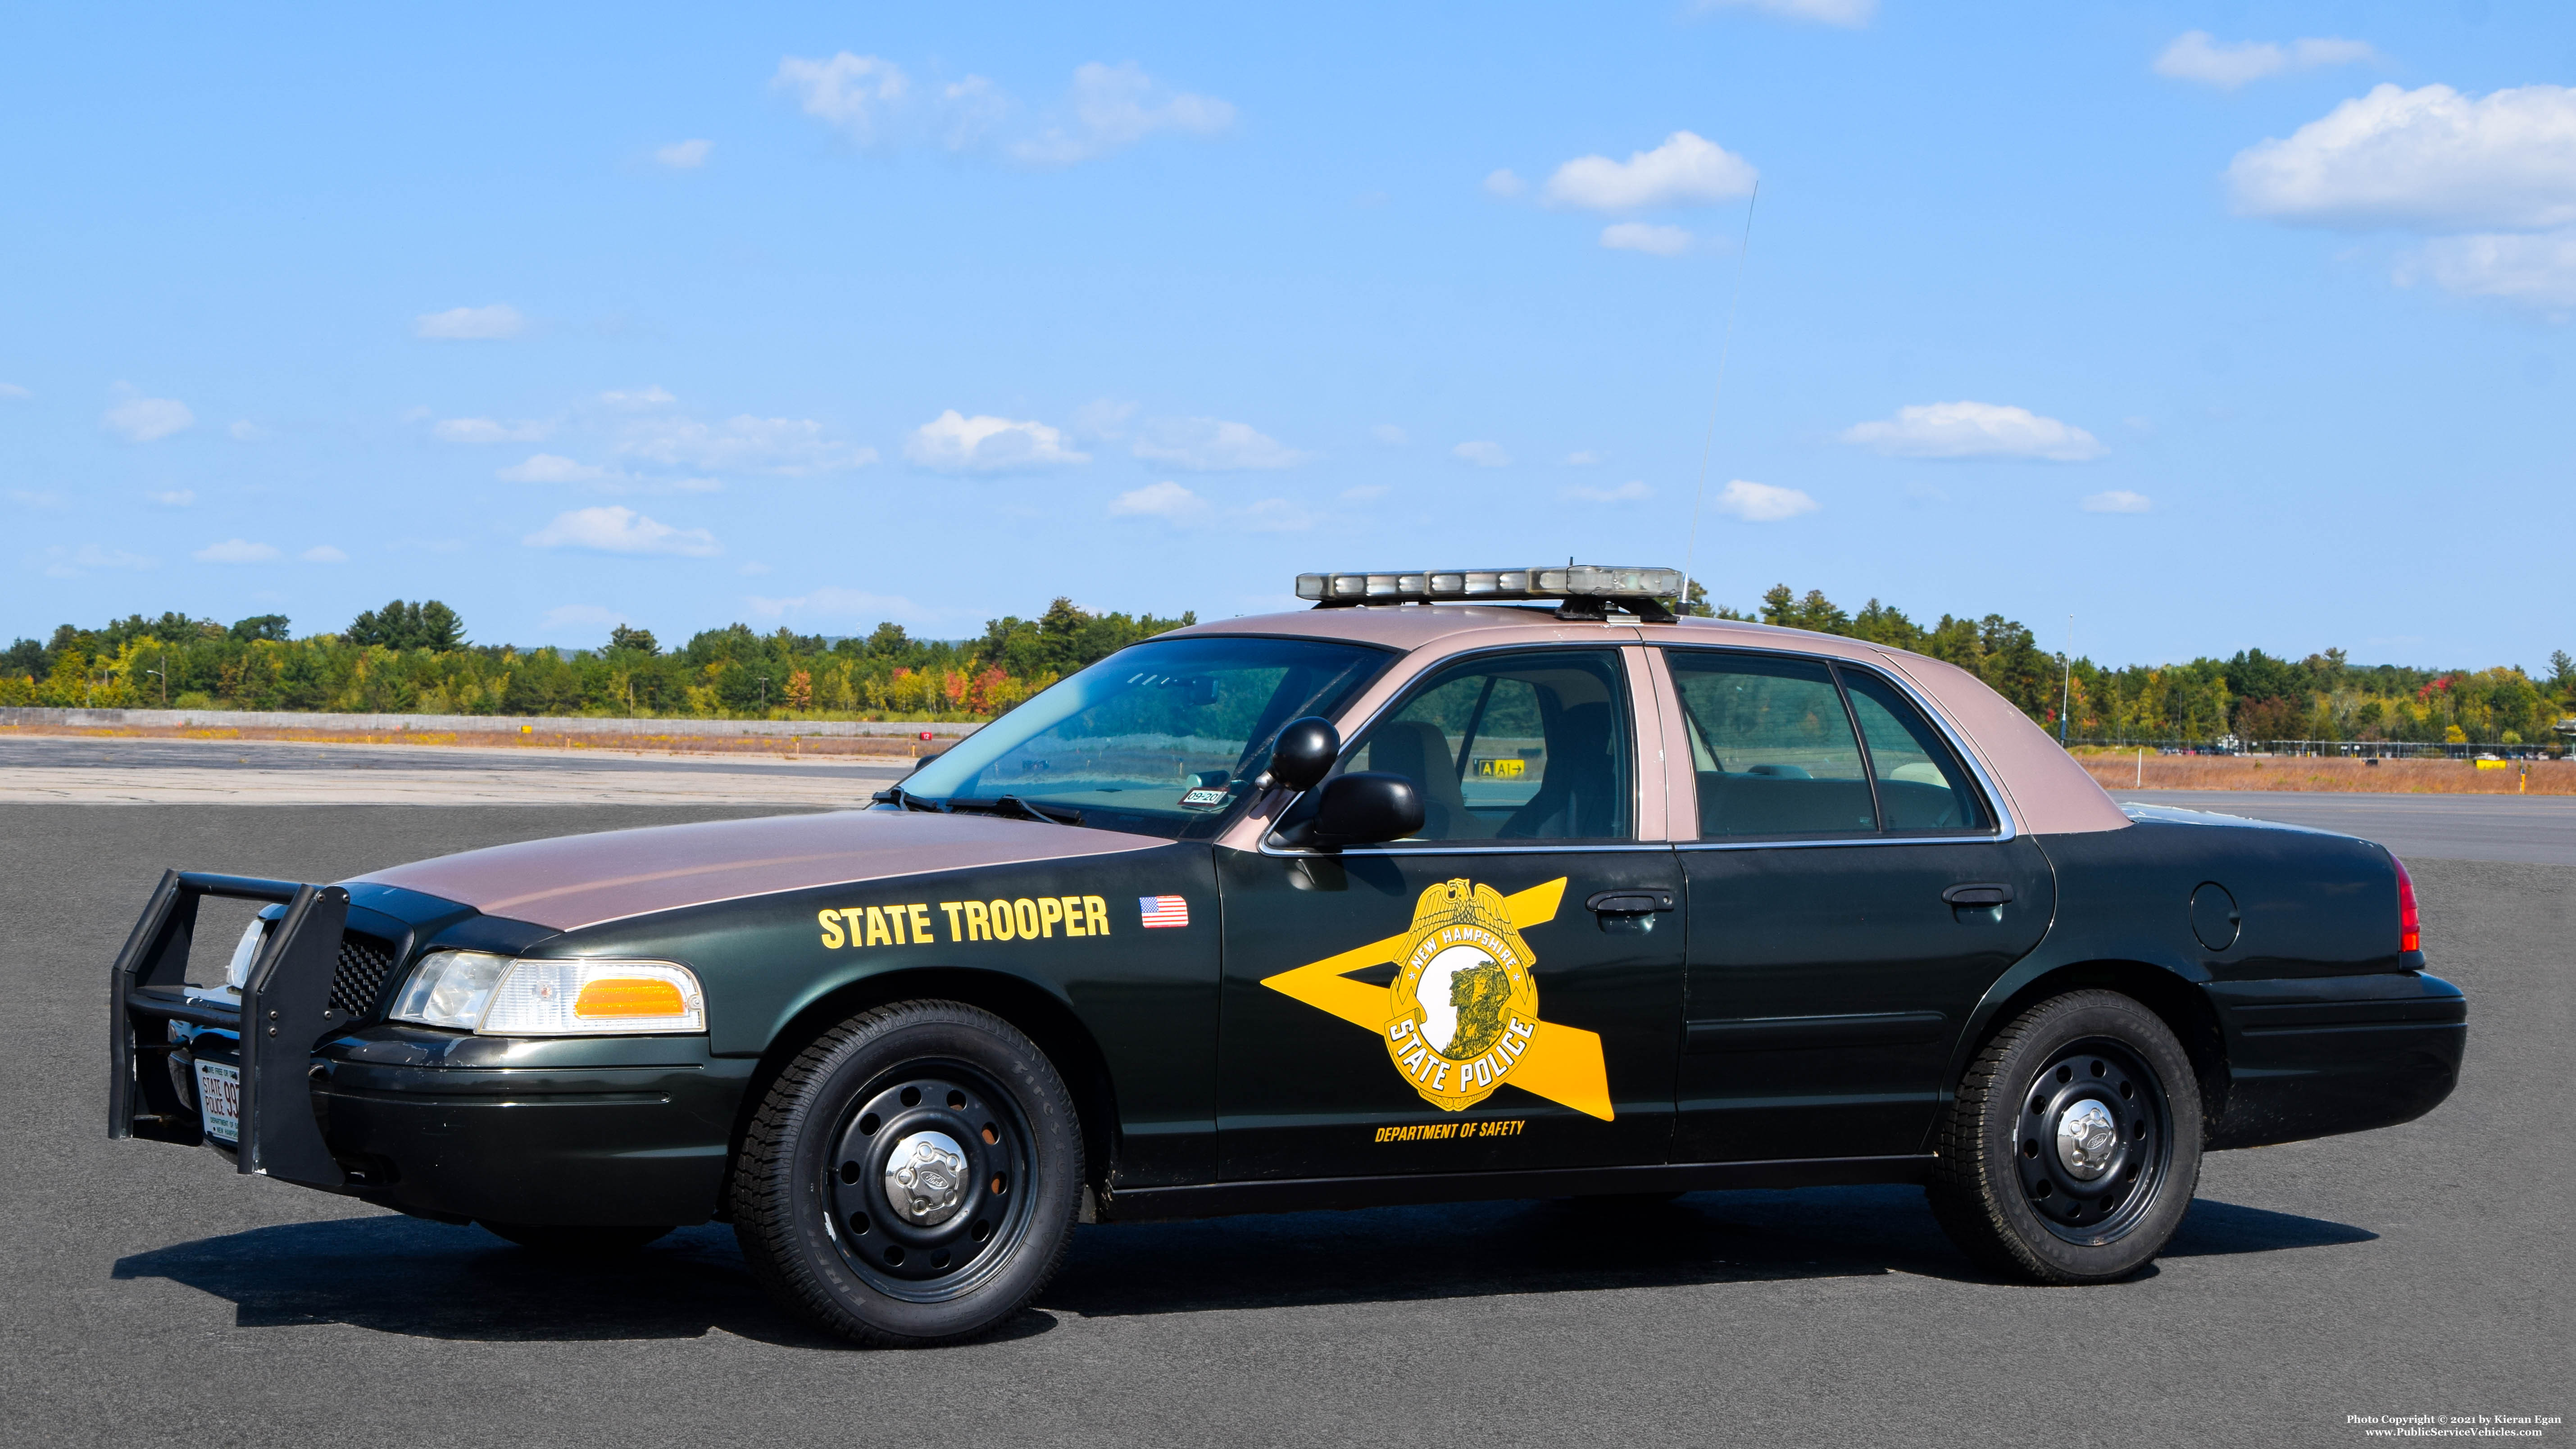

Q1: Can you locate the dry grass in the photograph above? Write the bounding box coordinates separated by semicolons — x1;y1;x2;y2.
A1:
2076;752;2576;795
0;722;948;762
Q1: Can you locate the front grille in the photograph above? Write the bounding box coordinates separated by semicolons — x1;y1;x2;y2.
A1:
330;933;397;1018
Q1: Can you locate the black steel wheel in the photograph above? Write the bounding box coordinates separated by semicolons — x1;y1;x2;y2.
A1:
1928;989;2202;1284
732;1000;1081;1346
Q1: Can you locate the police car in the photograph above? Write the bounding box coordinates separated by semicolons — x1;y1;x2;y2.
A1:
109;565;2467;1345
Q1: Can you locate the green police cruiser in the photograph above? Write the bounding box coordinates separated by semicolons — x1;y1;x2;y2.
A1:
109;565;2467;1345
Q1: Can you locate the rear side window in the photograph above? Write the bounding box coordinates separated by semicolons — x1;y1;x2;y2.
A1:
1842;670;1990;832
1665;650;1992;840
1667;654;1877;838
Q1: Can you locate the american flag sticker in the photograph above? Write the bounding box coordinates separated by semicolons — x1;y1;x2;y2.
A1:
1138;895;1190;929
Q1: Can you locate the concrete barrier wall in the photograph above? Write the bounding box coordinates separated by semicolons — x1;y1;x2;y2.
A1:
0;707;983;739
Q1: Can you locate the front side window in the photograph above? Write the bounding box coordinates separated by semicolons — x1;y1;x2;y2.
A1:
1667;649;1992;840
900;636;1390;838
1334;649;1632;844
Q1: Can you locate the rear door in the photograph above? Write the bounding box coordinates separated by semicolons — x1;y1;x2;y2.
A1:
1659;648;2054;1165
1215;645;1686;1181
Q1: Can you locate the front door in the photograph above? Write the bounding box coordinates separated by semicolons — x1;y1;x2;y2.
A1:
1216;646;1686;1181
1660;649;2055;1165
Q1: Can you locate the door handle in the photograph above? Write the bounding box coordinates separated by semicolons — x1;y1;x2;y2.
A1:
1942;883;2014;907
1585;889;1676;915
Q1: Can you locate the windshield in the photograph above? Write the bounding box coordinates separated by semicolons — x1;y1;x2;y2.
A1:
897;635;1391;838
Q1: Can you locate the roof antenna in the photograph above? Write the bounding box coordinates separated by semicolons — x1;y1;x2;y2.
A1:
1678;181;1759;622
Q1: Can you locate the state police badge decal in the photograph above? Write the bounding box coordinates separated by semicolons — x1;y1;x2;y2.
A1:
1384;879;1540;1112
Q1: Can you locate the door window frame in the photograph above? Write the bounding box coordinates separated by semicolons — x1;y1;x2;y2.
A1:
1259;641;1664;858
1649;645;2017;850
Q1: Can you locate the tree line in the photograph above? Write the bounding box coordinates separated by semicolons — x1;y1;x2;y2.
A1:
6;586;2570;744
1712;584;2575;749
0;597;1192;721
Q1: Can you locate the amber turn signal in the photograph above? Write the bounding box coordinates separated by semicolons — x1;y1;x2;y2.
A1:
575;977;688;1018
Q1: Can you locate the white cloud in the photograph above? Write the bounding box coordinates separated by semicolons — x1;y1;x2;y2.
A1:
1601;222;1692;256
1340;484;1389;501
1713;479;1817;522
1131;417;1307;470
1011;61;1233;167
413;304;525;340
148;489;195;507
1566;480;1655;503
599;385;677;410
498;453;613;484
1237;498;1313;532
1370;423;1409;446
618;414;875;475
773;53;912;148
1544;132;1757;212
2152;32;2376;90
0;382;29;399
2407;229;2576;309
1693;0;1874;26
227;420;268;441
102;386;193;441
745;585;926;621
41;543;155;576
301;545;349;562
194;538;281;564
2082;491;2153;514
654;139;712;169
522;506;720;557
1453;440;1511;467
435;416;552;443
1565;450;1602;465
1483;168;1526;198
1841;401;2107;462
8;490;65;510
1110;481;1207;518
905;410;1088;471
1073;398;1138;438
2227;84;2576;231
542;603;631;631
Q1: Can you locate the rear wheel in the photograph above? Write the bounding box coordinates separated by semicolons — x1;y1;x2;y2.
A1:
731;1000;1082;1346
1927;989;2201;1283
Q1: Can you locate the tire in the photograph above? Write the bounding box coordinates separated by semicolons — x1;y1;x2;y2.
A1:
1927;989;2202;1284
480;1222;673;1254
731;999;1083;1347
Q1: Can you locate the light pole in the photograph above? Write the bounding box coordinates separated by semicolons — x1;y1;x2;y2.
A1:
2058;615;2073;745
146;666;166;708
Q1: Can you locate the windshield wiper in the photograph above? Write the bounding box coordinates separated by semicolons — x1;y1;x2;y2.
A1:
992;794;1083;827
872;784;948;813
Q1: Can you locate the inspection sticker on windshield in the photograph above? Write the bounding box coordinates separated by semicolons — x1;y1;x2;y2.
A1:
1139;895;1190;929
1177;787;1229;808
195;1059;241;1143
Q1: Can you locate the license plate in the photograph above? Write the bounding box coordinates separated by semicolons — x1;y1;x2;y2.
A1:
195;1059;241;1143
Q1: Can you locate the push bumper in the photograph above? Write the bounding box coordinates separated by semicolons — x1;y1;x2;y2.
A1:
113;870;744;1226
2204;970;2467;1150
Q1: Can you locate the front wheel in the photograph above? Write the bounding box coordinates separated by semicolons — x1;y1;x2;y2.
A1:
1927;989;2202;1284
731;1000;1083;1346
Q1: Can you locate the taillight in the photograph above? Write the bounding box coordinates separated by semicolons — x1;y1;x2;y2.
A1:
2394;855;2421;955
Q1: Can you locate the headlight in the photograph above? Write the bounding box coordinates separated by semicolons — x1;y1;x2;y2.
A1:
389;952;705;1036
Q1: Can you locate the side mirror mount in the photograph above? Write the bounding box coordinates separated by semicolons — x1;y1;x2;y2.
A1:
1309;771;1424;849
1265;716;1340;791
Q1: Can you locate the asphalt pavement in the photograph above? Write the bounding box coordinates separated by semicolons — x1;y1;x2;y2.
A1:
2123;788;2576;868
2;799;2566;1448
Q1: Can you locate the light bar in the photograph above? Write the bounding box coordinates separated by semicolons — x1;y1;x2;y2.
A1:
1295;565;1682;604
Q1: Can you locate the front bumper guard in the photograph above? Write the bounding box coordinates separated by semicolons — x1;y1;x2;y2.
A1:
109;869;350;1189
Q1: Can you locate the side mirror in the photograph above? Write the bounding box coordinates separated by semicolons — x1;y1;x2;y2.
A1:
1267;717;1340;791
1310;771;1424;848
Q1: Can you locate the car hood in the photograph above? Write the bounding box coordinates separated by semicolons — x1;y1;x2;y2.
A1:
348;808;1166;932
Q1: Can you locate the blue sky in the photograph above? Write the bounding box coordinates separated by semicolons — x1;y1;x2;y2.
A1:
5;1;2571;669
